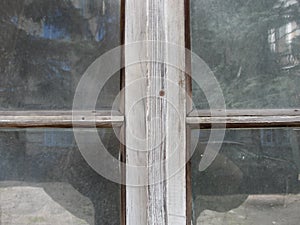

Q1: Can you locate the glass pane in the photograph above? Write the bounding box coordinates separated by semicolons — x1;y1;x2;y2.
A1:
0;128;120;225
0;0;120;110
191;128;300;225
191;0;300;109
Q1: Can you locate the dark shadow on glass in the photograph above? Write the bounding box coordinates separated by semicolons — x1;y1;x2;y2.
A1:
191;128;300;225
0;128;120;225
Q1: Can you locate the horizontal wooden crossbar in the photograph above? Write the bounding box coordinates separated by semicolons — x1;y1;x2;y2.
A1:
0;109;300;129
0;111;124;128
187;109;300;129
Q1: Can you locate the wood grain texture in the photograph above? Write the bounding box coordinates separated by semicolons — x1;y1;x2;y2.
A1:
165;0;186;225
189;109;300;117
124;0;186;225
0;111;123;128
188;109;300;128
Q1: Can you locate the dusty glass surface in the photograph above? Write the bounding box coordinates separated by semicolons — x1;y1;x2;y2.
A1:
0;0;120;110
0;128;120;225
191;0;300;109
191;128;300;225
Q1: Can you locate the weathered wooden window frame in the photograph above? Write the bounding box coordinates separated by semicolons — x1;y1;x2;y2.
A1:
1;0;300;225
1;109;300;128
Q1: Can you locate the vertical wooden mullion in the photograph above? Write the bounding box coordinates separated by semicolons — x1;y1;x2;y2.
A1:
124;0;187;225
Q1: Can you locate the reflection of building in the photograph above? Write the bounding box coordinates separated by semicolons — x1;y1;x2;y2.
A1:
268;0;300;69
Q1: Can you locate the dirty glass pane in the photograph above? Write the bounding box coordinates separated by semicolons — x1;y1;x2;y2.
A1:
191;128;300;225
191;0;300;109
0;0;120;110
0;128;120;225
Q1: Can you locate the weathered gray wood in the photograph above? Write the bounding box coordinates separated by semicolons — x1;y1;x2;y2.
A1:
189;109;300;117
0;111;123;128
187;115;300;128
187;109;300;128
165;1;187;224
124;0;186;225
1;108;300;128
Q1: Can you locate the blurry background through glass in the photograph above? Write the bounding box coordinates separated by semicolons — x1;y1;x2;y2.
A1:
0;0;120;110
191;128;300;225
0;128;120;225
191;0;300;109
